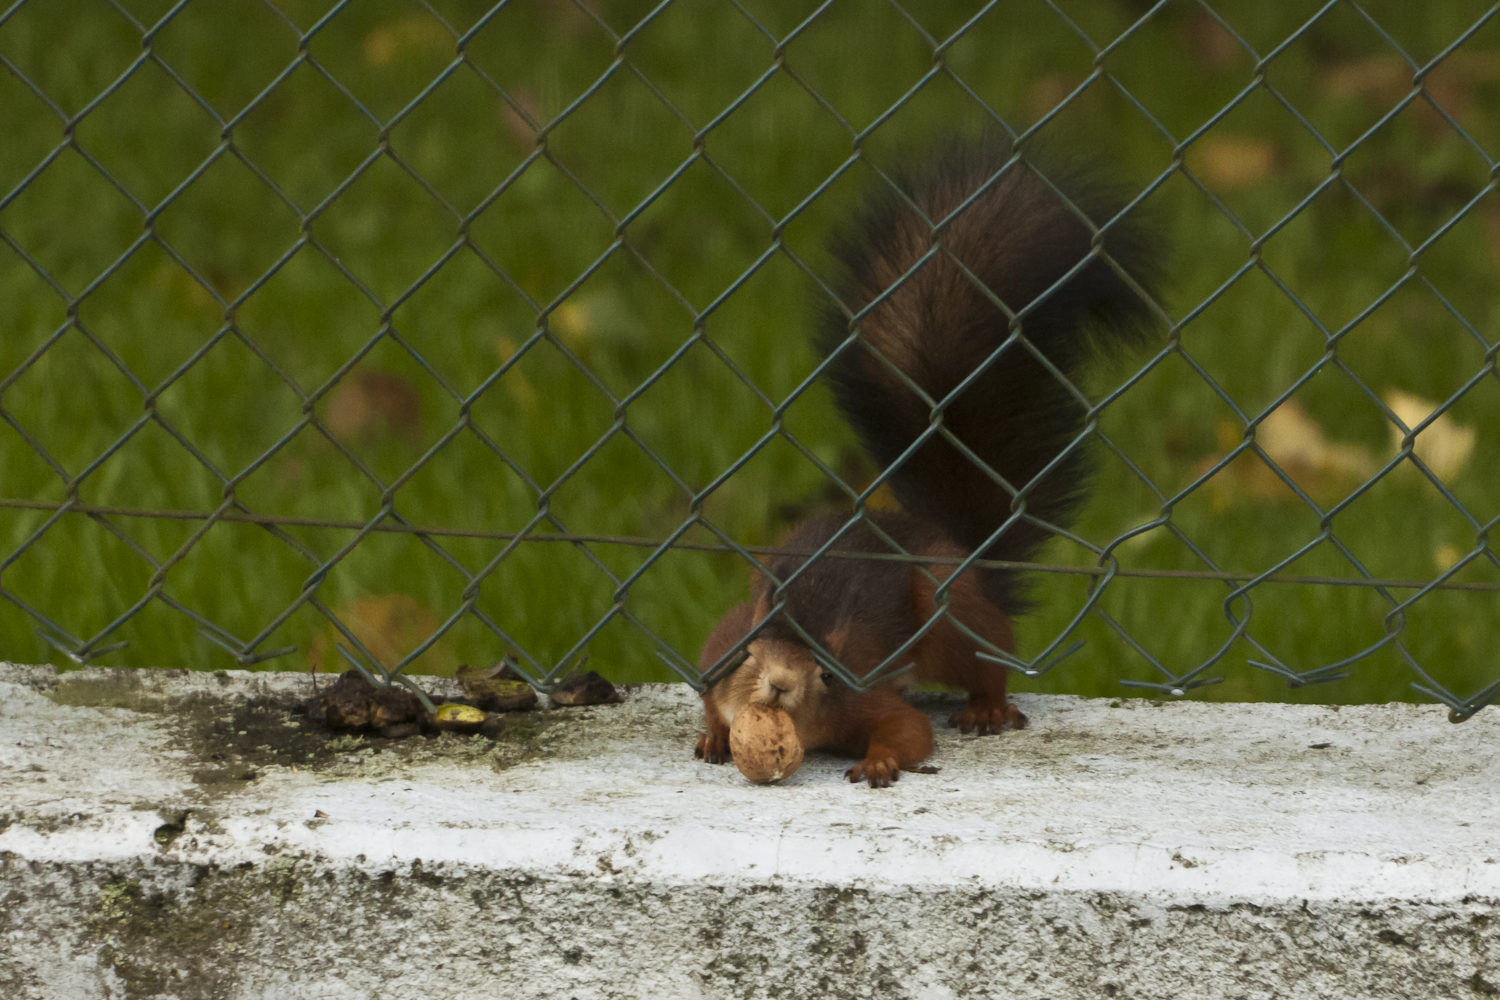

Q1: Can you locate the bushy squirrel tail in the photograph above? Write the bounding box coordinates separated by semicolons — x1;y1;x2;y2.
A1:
816;135;1164;611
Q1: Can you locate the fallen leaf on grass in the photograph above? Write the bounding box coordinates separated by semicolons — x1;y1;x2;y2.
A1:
493;336;542;417
1257;400;1376;479
1026;73;1078;122
1182;9;1243;70
550;298;595;361
325;369;422;445
1195;392;1478;510
1322;52;1500;134
1324;55;1410;104
1195;401;1375;509
1433;542;1464;572
1384;390;1476;481
1189;136;1279;190
364;15;452;67
500;88;543;148
307;594;456;677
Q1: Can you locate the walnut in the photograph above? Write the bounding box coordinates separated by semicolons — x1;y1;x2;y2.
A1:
729;704;804;784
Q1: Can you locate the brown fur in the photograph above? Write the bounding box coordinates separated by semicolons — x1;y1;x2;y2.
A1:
695;597;934;788
695;516;1022;787
695;135;1161;787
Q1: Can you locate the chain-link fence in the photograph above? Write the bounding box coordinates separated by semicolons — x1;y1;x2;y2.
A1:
2;0;1497;718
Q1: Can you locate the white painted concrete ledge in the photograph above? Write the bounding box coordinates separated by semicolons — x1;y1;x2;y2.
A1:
0;661;1496;1000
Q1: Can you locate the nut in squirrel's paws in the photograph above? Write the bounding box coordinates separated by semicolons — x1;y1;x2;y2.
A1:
845;755;900;788
695;730;731;765
728;703;804;784
948;702;1027;735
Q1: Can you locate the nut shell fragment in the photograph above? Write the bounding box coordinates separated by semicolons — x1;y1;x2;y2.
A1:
313;669;423;731
456;663;539;712
729;704;804;784
431;702;486;734
550;670;623;706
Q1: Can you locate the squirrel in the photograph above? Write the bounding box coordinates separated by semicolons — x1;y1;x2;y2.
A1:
694;134;1163;786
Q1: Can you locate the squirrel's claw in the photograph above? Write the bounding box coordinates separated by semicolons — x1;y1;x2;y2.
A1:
948;701;1027;735
695;731;731;764
845;755;901;788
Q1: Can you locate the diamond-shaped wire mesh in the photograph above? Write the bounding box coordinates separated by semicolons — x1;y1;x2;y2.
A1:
2;0;1497;719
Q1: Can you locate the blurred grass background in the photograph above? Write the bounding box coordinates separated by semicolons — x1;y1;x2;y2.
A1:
1;0;1497;707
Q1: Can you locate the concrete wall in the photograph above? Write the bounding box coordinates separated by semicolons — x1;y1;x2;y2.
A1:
1;662;1495;999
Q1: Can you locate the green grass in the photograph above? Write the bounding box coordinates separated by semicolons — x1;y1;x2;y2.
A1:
2;0;1497;710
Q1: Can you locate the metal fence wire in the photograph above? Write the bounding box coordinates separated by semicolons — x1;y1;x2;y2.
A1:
2;0;1497;719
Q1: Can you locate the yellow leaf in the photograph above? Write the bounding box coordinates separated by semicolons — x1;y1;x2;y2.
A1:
494;337;541;418
363;16;452;67
551;299;593;360
1189;136;1279;190
1433;543;1464;572
1196;401;1375;508
1384;390;1476;481
1258;400;1374;480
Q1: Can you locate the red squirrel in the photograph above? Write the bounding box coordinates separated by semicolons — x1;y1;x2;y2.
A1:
695;135;1163;786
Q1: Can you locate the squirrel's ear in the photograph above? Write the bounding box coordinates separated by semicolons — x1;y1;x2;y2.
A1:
752;590;771;627
824;623;851;659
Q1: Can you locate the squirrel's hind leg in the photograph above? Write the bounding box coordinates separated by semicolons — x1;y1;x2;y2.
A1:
939;647;1027;736
950;697;1028;736
911;567;1027;736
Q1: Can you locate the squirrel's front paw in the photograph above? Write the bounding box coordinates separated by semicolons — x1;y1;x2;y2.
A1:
948;701;1027;735
845;755;901;788
695;731;731;764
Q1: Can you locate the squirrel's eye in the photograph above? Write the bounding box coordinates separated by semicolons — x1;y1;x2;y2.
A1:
819;670;834;687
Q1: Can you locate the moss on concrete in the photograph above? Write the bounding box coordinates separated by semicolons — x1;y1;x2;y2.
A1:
41;666;577;796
